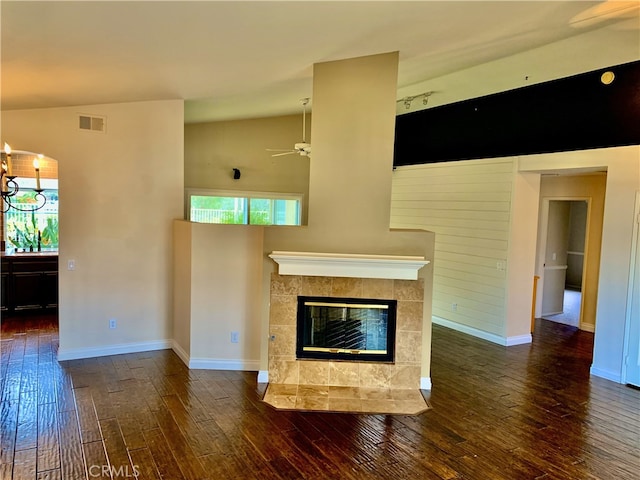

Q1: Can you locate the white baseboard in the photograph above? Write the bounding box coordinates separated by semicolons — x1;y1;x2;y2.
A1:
188;358;260;371
580;323;595;333
590;366;622;383
257;370;269;383
57;340;172;361
420;377;432;390
505;334;533;346
432;316;532;347
170;341;259;371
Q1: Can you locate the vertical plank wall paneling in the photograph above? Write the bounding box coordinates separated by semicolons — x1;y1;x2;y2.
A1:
390;158;515;336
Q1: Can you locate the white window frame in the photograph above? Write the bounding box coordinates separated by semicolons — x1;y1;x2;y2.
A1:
185;188;303;226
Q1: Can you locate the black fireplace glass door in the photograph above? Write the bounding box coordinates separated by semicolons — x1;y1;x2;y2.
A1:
296;296;396;362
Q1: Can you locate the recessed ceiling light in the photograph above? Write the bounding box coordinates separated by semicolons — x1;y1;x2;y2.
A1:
600;71;615;85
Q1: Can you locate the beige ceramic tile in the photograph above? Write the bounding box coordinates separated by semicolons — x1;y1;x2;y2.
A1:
331;277;363;298
264;382;429;414
301;276;332;296
328;385;361;399
269;325;296;356
266;384;298;396
328;362;360;387
396;300;424;332
389;365;421;389
264;394;297;410
359;363;391;388
269;295;297;326
362;278;394;299
389;389;425;402
298;384;329;397
360;398;400;414
271;274;302;295
299;362;330;385
395;331;422;364
269;358;299;385
394;279;424;301
295;395;329;411
359;387;392;400
268;272;424;398
328;398;363;413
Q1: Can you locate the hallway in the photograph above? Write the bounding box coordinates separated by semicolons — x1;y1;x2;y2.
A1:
542;288;582;327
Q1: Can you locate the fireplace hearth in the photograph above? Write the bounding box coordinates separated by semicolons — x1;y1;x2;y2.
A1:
296;296;397;362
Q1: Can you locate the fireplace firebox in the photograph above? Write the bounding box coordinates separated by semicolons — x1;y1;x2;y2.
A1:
296;296;397;362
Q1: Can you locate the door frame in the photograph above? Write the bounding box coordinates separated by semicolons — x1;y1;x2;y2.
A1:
536;196;592;331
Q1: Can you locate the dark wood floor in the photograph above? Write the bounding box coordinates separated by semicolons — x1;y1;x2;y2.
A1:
1;315;638;480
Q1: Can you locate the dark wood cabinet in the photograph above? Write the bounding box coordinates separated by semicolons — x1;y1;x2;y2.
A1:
1;253;58;313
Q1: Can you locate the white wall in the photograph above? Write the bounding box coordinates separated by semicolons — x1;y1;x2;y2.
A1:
391;158;518;342
2;100;184;359
391;145;640;374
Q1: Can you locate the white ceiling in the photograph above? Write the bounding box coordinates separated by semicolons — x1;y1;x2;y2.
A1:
1;1;638;123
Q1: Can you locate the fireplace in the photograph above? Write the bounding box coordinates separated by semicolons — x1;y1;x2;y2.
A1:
266;252;430;391
296;296;397;362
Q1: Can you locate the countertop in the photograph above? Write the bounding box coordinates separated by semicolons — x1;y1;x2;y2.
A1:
1;251;59;258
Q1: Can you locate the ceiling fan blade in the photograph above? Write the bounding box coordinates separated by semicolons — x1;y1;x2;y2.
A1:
266;148;293;152
271;151;295;157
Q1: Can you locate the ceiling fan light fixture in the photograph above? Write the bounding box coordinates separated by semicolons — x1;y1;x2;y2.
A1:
267;98;311;158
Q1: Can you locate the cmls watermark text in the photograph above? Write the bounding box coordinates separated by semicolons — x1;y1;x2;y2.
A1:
89;465;140;478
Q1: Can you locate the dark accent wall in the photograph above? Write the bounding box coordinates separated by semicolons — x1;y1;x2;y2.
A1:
393;61;640;166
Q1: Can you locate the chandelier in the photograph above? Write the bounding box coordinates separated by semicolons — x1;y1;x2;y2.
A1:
1;143;47;213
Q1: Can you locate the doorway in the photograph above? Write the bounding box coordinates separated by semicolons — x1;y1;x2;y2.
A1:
541;200;588;327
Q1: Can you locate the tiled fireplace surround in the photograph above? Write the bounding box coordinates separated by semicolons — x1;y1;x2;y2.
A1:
264;267;429;414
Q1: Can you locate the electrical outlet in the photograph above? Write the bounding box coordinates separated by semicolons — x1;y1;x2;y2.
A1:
67;259;76;271
109;318;117;329
231;331;239;343
451;303;457;312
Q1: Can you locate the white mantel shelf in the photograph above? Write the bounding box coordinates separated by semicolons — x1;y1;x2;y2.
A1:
269;251;430;280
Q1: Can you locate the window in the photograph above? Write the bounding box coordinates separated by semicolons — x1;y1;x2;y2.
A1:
186;189;302;226
4;178;59;252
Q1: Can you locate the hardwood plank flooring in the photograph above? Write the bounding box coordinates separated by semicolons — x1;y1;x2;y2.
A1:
1;314;638;479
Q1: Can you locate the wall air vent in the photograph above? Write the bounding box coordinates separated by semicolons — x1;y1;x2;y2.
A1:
78;114;106;133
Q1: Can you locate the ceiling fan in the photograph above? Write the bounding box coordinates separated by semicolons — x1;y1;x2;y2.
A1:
267;98;311;157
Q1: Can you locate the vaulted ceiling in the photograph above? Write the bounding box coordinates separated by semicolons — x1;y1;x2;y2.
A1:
1;1;638;123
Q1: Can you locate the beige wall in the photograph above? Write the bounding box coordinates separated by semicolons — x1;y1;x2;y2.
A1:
262;53;435;384
190;222;263;367
185;115;311;224
397;23;639;115
536;173;606;331
505;171;541;339
2;100;184;358
172;220;192;358
173;221;263;369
